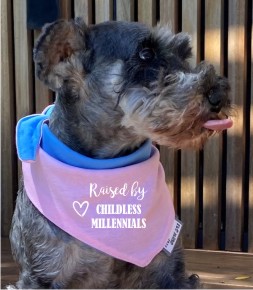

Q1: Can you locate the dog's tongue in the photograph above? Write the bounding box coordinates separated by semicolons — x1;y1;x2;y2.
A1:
203;119;233;131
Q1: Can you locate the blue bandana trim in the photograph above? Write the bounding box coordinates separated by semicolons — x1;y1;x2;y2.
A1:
16;105;152;169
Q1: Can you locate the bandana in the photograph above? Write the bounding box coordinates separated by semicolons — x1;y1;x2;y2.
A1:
17;106;177;267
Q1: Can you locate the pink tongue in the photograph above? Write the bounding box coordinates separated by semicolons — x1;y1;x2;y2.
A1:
203;119;233;131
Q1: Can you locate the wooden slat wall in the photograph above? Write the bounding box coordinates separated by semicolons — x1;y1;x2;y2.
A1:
226;0;246;251
34;30;53;114
203;0;222;250
1;0;252;256
180;0;201;249
159;0;178;31
13;0;34;121
13;0;34;181
138;0;156;26
159;0;180;213
116;0;134;22
74;0;93;24
95;0;113;23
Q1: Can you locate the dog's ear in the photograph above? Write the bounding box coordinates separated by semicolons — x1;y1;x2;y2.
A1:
172;32;192;60
33;18;87;91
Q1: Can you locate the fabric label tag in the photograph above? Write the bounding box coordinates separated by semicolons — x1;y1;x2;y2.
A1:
163;218;183;255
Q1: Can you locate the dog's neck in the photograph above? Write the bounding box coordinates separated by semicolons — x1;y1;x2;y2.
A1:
48;101;146;159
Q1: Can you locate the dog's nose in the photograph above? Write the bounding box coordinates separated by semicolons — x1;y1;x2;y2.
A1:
207;90;222;112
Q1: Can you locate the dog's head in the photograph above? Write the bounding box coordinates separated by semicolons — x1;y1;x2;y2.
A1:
34;18;232;156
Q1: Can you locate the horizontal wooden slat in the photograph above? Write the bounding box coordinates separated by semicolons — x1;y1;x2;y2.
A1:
185;249;253;289
2;238;253;289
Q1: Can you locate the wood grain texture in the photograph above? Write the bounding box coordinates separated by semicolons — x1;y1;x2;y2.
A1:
34;31;53;113
226;0;245;251
1;0;17;236
74;0;93;24
95;0;113;23
159;0;178;32
2;238;253;289
249;4;253;253
13;0;34;179
185;249;253;289
182;0;201;66
138;0;156;26
60;0;72;19
1;239;19;288
160;148;177;204
13;0;34;120
2;0;253;258
202;0;222;250
159;0;179;206
180;0;201;248
116;0;134;21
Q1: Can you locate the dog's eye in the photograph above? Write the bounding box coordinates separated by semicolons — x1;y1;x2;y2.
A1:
139;48;155;61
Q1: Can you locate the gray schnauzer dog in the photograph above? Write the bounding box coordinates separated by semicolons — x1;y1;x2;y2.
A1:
9;18;232;289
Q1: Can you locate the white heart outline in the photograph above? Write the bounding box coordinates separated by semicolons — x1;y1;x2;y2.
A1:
73;201;89;217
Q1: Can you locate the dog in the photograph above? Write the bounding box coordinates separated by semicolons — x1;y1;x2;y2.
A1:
9;18;233;289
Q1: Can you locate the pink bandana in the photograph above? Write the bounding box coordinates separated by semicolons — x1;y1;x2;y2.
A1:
22;146;175;267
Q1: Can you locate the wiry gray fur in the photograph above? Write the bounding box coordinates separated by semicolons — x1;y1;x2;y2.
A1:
9;18;232;289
